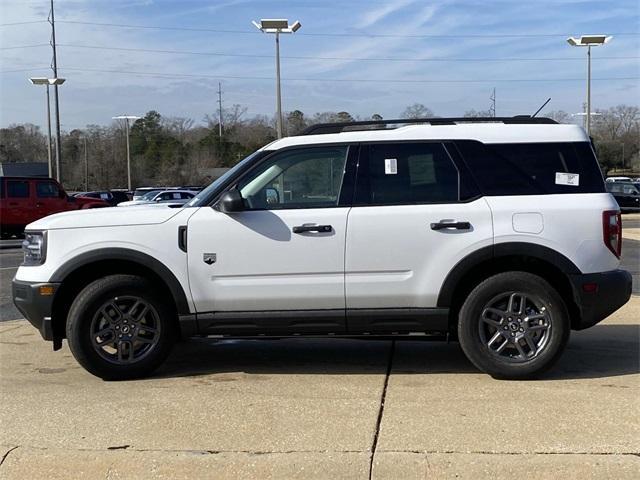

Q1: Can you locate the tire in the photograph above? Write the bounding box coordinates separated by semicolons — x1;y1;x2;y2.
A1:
457;271;570;380
66;274;177;380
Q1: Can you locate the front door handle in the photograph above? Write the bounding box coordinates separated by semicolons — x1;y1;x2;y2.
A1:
430;221;471;231
293;224;333;234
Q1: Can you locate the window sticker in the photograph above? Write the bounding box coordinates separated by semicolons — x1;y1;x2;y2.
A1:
384;158;398;175
555;172;580;186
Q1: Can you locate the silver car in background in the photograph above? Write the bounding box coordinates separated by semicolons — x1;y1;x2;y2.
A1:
117;190;196;207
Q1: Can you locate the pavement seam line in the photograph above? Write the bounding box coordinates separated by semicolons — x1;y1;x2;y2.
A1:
0;446;19;467
368;339;395;480
8;446;366;455
377;449;640;456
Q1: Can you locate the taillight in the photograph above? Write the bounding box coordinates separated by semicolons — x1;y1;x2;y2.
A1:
602;210;622;258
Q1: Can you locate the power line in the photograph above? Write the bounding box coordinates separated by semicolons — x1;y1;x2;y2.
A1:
58;66;640;84
46;43;639;63
0;44;50;50
0;66;50;73
0;20;47;27
3;42;637;63
56;20;640;38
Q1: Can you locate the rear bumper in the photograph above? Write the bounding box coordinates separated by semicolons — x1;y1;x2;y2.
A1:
568;269;632;330
12;279;59;341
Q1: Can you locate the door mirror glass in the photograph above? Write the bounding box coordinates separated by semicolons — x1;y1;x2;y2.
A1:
265;187;279;205
218;189;245;213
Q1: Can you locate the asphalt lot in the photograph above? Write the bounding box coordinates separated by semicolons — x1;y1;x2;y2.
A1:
0;217;638;478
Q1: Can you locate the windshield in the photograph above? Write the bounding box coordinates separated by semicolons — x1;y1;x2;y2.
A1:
141;190;161;200
186;150;266;207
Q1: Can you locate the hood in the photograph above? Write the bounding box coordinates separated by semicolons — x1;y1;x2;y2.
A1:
27;204;185;230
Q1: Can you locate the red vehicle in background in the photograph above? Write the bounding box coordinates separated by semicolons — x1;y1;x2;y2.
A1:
0;176;108;238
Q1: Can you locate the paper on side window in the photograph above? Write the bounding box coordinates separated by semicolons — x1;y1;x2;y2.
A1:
384;158;398;175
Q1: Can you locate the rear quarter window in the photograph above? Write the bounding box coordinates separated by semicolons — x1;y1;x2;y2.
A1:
454;141;605;195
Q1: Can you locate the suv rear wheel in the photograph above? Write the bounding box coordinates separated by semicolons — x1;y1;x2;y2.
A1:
457;272;570;379
66;274;177;380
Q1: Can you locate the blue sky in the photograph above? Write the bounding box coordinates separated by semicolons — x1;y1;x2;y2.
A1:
1;0;638;130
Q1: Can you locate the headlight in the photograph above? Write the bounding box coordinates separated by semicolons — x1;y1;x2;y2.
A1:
22;231;47;266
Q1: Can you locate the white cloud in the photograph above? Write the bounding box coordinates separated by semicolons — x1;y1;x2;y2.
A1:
356;0;416;28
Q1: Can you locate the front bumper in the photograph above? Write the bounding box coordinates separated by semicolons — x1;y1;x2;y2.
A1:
12;279;59;341
568;269;632;330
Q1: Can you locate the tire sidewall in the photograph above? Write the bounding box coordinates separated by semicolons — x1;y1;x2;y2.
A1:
67;275;176;380
458;272;570;379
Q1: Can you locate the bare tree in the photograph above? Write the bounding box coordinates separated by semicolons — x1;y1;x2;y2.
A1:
463;109;494;118
401;103;435;119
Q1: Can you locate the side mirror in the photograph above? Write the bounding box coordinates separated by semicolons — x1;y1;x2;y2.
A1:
218;189;245;213
67;195;76;203
265;187;279;205
154;197;162;202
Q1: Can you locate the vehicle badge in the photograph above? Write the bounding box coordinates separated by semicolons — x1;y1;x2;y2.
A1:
203;253;217;265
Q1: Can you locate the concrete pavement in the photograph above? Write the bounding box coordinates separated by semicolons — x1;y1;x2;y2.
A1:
1;297;638;479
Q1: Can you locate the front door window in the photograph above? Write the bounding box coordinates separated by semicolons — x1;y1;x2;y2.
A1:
238;146;348;210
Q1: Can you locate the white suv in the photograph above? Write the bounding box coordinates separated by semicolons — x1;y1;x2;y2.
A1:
12;117;632;380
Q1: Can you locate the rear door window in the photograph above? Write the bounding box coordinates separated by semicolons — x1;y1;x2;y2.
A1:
7;180;30;198
354;142;459;205
36;181;60;198
455;141;605;195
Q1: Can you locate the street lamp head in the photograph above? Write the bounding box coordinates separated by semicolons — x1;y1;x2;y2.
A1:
260;19;289;30
253;18;302;33
567;35;612;46
29;77;49;85
30;77;66;85
112;115;140;120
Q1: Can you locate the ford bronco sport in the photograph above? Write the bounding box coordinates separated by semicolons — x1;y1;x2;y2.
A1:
12;117;632;380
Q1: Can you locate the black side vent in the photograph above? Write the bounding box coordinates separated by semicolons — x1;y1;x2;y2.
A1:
178;226;187;252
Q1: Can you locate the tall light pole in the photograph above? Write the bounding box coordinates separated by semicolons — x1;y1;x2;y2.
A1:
112;115;140;191
29;77;65;179
567;35;612;136
252;19;302;139
49;0;63;183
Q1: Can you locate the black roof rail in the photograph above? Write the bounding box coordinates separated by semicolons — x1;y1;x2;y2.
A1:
300;116;557;135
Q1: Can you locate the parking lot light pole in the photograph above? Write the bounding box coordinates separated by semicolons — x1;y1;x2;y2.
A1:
252;19;302;139
29;77;65;179
112;115;140;191
566;35;612;136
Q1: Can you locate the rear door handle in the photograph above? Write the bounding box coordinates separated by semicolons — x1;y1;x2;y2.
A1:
430;221;471;231
293;224;333;234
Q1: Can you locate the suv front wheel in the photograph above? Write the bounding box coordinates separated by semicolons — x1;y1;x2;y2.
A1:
458;272;570;379
66;274;177;380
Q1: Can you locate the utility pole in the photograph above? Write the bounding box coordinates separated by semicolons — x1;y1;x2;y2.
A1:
218;82;223;138
489;88;496;117
84;136;88;191
49;0;63;182
112;115;140;191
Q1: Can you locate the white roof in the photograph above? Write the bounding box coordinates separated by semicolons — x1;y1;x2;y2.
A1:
262;123;588;150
